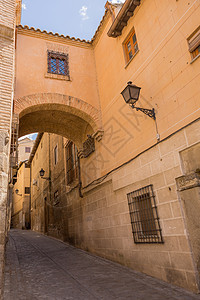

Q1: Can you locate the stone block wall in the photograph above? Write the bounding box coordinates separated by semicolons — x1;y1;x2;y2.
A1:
0;0;16;295
64;119;200;292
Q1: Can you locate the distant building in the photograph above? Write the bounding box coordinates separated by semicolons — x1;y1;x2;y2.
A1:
18;137;34;163
11;161;31;229
26;133;78;240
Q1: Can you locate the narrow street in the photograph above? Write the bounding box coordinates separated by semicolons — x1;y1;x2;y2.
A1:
3;230;200;300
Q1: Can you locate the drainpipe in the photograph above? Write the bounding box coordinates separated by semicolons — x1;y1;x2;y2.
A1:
29;163;32;229
78;158;83;198
48;133;51;202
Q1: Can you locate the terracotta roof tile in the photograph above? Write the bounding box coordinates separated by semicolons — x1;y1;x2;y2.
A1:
17;24;91;44
17;6;111;45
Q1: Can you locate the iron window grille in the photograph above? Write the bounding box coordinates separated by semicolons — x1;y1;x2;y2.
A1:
66;141;79;184
54;190;59;206
47;51;69;76
127;185;163;244
25;187;30;194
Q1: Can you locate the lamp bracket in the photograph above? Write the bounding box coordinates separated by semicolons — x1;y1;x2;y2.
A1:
131;105;156;120
41;177;51;181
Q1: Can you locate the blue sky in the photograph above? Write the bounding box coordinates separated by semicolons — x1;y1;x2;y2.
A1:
21;0;125;41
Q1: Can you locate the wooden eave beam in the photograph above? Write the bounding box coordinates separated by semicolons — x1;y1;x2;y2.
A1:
127;11;133;17
107;0;141;38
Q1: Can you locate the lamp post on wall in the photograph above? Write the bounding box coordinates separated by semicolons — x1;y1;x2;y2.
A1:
121;81;156;120
39;168;51;181
15;189;22;196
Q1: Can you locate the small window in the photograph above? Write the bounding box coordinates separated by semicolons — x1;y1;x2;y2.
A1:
66;141;79;184
54;190;59;205
188;27;200;61
25;147;31;153
124;28;139;63
127;185;163;244
54;145;58;165
25;187;30;194
47;51;69;76
191;45;200;60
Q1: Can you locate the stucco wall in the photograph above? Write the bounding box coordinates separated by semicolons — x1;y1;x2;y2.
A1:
29;121;200;292
12;163;30;229
65;119;200;292
15;33;100;110
92;0;200;179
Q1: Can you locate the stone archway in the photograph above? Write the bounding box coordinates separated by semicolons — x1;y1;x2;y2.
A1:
14;93;104;147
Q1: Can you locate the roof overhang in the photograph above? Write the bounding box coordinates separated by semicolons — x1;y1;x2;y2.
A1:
107;0;141;38
27;133;44;166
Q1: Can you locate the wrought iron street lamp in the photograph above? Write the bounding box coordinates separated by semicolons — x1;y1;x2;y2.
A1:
121;81;156;120
39;168;51;181
15;189;22;196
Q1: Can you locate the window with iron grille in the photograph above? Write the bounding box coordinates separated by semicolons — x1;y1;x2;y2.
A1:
54;190;59;205
127;185;163;244
66;141;79;184
47;51;69;76
25;187;30;194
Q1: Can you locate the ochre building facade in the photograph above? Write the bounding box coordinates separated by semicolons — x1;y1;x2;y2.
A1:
11;161;31;229
2;0;200;294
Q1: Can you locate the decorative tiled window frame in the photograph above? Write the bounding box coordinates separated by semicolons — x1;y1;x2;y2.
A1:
45;43;70;81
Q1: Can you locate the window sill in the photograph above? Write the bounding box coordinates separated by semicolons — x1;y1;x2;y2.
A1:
125;50;139;69
190;53;200;64
45;73;70;81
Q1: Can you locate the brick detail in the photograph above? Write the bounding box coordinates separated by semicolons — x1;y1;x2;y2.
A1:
0;36;15;131
0;0;16;296
0;0;15;29
14;93;103;132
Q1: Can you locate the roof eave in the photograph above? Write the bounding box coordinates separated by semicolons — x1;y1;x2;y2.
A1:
27;133;44;166
107;0;141;38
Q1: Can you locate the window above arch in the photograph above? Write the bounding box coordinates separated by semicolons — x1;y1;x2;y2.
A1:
46;51;70;80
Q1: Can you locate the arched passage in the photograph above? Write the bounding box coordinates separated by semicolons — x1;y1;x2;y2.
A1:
14;93;103;147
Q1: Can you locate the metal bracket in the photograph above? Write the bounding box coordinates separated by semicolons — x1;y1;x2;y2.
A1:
130;105;156;120
41;177;51;181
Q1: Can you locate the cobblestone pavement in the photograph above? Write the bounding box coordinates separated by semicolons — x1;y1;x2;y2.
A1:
3;230;200;300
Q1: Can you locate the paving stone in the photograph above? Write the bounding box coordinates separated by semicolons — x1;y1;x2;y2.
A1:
3;229;200;300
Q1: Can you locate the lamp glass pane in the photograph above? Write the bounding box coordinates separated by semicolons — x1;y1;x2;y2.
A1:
40;169;45;177
130;86;140;100
121;86;131;103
